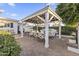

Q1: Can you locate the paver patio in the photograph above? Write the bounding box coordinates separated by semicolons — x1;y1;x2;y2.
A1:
15;33;79;56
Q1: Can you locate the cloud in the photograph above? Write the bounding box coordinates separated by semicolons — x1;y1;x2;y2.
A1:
0;9;5;13
8;3;16;7
46;3;51;6
11;13;17;17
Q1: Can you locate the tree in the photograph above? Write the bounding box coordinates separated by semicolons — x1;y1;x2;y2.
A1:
56;3;79;27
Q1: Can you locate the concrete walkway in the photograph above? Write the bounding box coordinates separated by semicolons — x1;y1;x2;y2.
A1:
15;33;79;56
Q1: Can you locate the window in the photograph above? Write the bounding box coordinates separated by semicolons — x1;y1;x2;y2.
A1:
10;23;13;28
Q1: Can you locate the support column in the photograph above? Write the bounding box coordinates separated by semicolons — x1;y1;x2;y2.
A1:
14;23;18;34
45;12;49;48
77;23;79;48
20;23;23;37
36;24;39;33
59;20;61;39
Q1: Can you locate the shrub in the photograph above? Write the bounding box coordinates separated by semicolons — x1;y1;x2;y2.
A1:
0;30;21;56
61;26;76;35
33;26;76;35
50;26;76;35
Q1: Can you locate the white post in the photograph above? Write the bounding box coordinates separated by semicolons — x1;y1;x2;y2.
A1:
20;23;23;37
77;24;79;48
14;23;18;34
45;12;49;48
59;20;61;39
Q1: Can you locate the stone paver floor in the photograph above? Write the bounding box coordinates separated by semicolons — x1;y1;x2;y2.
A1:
15;33;79;56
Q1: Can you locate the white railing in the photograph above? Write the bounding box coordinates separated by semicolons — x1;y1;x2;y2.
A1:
0;27;14;30
0;27;15;34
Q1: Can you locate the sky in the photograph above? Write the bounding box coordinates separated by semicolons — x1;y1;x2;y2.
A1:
0;3;57;20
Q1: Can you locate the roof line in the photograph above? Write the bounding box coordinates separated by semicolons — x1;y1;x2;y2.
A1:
48;7;63;20
0;17;18;22
21;6;50;22
21;5;62;22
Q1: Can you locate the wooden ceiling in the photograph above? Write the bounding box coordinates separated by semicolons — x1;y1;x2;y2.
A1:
25;16;44;24
22;6;62;24
25;13;58;24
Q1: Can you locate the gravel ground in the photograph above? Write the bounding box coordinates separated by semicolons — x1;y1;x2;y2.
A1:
15;33;79;56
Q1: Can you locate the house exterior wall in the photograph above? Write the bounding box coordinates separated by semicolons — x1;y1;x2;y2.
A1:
0;21;18;34
13;23;18;34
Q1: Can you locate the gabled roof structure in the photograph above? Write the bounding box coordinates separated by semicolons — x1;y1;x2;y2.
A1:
20;6;62;48
22;6;62;24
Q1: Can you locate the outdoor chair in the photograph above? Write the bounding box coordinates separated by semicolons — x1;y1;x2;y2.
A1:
31;29;58;40
40;29;58;39
49;29;58;39
37;32;45;39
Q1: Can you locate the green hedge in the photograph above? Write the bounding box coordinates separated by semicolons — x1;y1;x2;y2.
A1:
50;26;76;35
33;26;76;35
0;31;21;56
61;26;76;35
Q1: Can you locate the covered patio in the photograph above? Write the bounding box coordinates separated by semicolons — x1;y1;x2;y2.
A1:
20;6;62;48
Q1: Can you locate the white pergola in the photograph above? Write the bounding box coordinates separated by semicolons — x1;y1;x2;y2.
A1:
20;6;62;48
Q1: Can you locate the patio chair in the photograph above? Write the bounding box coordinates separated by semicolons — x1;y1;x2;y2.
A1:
40;29;58;39
37;32;45;39
49;29;58;39
31;30;44;39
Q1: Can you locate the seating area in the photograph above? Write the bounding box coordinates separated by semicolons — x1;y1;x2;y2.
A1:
17;5;79;55
19;6;62;48
28;28;58;39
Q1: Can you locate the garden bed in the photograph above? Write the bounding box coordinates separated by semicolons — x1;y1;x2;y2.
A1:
0;30;21;56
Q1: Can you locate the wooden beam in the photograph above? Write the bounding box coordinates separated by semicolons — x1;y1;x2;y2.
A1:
49;16;54;22
45;12;49;48
59;20;61;39
77;23;79;48
23;10;47;22
37;16;45;22
48;10;62;21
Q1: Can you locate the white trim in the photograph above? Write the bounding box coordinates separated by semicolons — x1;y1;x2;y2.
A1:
0;17;17;22
23;10;47;21
22;6;62;22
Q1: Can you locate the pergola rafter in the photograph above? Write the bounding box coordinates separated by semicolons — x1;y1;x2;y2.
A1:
49;16;54;22
37;16;45;22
